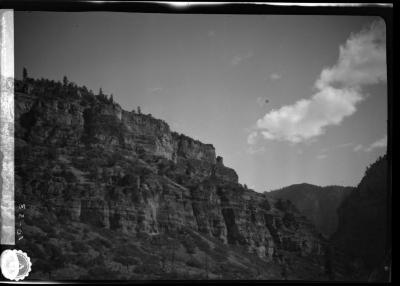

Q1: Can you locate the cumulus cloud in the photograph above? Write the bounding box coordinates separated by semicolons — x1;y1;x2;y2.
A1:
248;19;386;144
256;87;362;143
354;135;387;152
316;20;386;90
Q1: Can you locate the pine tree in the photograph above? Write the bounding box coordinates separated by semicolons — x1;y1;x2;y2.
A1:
63;76;68;87
22;67;28;81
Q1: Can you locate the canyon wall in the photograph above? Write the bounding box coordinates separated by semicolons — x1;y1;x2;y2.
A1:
13;78;327;280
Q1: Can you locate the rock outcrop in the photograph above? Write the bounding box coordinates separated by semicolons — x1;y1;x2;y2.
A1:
13;77;328;280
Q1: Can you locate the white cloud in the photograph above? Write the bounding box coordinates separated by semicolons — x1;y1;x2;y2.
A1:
254;87;362;143
247;131;259;145
248;19;386;145
231;51;253;66
207;30;216;37
317;154;328;160
353;144;364;152
246;145;265;155
366;135;387;151
270;73;282;80
147;87;163;93
315;20;386;90
355;135;387;152
337;142;354;148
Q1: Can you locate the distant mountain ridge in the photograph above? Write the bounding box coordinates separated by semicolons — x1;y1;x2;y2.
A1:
267;183;353;237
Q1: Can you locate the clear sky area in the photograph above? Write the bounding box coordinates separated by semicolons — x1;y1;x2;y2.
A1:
15;12;387;192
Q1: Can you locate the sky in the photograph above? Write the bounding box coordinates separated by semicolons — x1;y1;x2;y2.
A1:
14;12;387;192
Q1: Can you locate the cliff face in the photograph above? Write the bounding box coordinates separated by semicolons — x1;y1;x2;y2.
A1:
268;184;353;237
331;155;390;281
14;78;327;280
15;92;216;164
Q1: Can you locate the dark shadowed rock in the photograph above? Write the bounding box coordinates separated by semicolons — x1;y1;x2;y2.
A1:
268;183;353;236
331;155;390;281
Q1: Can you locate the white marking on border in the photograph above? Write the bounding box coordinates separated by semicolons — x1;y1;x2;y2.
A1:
0;9;15;246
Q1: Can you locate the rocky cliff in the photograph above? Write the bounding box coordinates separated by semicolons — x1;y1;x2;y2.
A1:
13;77;328;280
331;154;390;281
268;184;353;237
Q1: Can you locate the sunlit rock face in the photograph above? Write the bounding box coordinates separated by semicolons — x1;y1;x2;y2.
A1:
13;78;327;280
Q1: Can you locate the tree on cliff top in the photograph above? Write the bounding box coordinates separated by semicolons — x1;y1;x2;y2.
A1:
23;67;28;81
63;76;68;87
